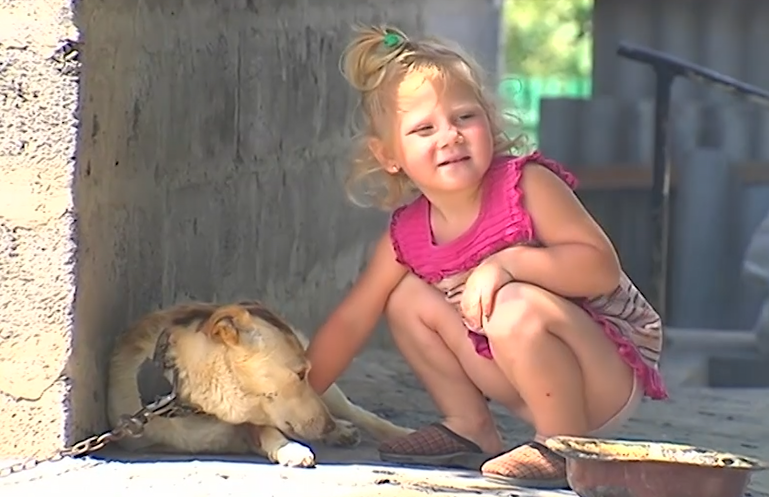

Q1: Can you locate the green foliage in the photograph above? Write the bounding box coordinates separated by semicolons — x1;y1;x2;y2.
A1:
500;76;592;141
503;0;593;78
499;0;594;143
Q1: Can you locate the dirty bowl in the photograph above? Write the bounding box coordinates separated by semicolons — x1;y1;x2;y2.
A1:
545;436;768;497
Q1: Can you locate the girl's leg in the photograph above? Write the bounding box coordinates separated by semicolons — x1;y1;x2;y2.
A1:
480;282;637;488
379;273;525;467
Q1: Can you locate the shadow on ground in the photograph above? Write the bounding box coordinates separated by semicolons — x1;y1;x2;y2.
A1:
87;447;573;497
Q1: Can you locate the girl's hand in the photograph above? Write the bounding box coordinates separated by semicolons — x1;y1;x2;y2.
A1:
460;255;514;330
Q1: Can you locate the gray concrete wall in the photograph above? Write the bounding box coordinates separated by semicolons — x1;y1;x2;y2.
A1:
69;0;404;452
0;0;497;458
423;0;504;84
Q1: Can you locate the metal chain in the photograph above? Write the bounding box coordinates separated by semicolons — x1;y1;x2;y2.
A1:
0;393;177;479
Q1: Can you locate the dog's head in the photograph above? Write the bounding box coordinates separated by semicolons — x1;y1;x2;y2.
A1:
198;303;336;440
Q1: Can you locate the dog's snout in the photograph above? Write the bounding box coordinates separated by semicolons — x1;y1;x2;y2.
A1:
281;408;336;441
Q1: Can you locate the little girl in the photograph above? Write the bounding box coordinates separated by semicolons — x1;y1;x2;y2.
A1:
302;25;667;489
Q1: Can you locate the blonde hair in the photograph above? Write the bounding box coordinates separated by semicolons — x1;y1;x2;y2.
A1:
340;24;527;210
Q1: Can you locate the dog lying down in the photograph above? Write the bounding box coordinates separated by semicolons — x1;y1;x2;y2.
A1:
107;300;414;467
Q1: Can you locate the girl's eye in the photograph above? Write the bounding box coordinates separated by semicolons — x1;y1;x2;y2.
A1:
459;113;475;121
413;126;433;135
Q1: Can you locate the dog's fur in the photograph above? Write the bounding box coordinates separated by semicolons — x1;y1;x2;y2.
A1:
107;300;413;467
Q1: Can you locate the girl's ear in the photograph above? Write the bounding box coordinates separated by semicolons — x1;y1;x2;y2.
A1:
367;137;400;174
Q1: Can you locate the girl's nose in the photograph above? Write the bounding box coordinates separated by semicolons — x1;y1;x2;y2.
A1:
439;127;460;147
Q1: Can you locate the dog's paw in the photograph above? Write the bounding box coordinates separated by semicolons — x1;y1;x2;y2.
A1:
273;442;316;468
322;419;361;447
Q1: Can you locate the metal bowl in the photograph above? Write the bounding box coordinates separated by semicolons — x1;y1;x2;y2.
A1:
545;436;768;497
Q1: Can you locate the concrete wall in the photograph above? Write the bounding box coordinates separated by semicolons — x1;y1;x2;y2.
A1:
0;0;498;458
0;0;79;459
423;0;504;84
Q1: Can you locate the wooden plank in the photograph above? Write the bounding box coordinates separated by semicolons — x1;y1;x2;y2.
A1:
574;167;664;191
739;162;769;184
573;162;769;191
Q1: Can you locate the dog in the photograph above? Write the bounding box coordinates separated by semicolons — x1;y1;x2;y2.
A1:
107;300;414;467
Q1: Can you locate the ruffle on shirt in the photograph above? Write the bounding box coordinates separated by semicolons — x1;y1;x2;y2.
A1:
390;151;577;284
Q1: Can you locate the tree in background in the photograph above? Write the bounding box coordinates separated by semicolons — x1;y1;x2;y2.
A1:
500;0;593;144
503;0;593;78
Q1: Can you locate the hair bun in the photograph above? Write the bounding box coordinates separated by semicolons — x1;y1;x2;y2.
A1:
340;25;410;93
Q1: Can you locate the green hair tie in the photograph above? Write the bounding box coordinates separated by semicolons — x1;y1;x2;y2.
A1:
383;32;403;49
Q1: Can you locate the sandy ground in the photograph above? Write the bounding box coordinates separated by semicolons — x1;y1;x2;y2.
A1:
0;343;768;496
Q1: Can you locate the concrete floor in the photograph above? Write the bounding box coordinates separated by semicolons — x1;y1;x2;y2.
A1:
1;337;768;497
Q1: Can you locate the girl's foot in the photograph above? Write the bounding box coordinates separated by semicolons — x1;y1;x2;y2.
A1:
378;423;501;470
481;440;569;489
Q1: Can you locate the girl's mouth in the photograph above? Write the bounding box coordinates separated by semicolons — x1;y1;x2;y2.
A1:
438;155;470;167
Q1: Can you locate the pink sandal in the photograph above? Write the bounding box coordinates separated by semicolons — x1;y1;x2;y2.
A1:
378;423;497;470
481;440;569;489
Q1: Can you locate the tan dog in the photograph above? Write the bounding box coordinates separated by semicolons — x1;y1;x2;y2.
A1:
107;300;413;467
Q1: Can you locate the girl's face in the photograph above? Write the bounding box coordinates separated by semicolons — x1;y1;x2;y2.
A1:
384;74;494;196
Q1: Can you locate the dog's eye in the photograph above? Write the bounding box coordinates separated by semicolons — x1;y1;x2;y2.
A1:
296;368;308;381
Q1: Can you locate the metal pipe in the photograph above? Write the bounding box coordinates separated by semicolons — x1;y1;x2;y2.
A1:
617;42;769;108
615;42;769;321
649;71;674;322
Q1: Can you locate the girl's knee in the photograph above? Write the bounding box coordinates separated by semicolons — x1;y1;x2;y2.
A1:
385;273;441;330
484;282;548;343
386;274;470;348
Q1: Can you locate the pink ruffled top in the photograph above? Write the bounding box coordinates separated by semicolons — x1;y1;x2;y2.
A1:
389;151;668;400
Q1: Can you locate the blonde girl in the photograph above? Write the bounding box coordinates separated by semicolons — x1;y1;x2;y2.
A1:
297;25;667;489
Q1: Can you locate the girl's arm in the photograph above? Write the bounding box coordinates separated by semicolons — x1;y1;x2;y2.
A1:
492;163;621;298
306;229;408;394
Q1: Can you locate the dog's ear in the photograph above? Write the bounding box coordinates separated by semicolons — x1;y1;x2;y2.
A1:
202;306;254;347
203;317;240;346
